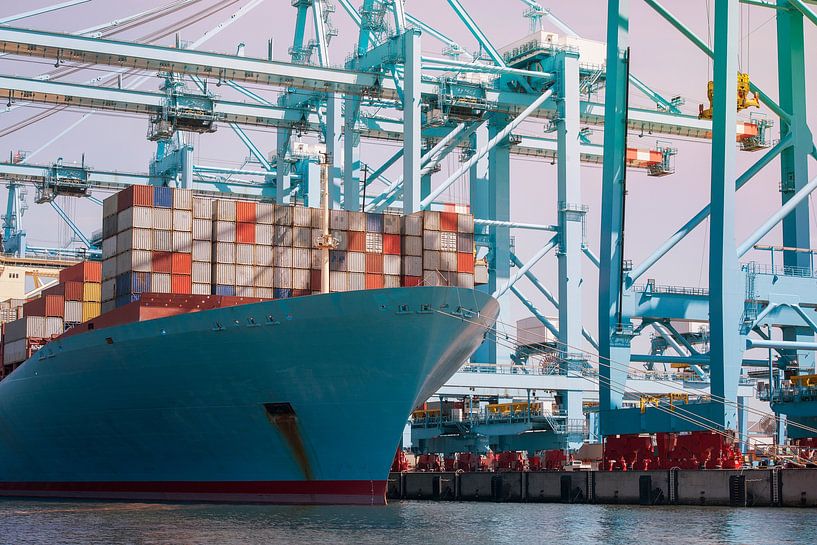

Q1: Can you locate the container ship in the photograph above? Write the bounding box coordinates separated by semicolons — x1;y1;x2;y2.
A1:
0;186;497;505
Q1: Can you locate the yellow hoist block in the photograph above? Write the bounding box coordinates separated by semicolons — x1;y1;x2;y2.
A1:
698;72;761;120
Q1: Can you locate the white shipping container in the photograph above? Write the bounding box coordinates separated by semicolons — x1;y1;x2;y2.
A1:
173;209;193;231
423;231;441;251
457;233;474;253
192;282;211;295
256;287;274;299
275;205;293;226
292;268;310;290
193;219;212;240
255;245;274;266
236;243;254;265
311;248;323;269
384;275;401;288
402;256;423;277
293;206;311;227
45;316;64;336
274;226;293;247
117;207;133;231
256;265;274;287
348;252;366;273
116;252;130;273
348;211;366;232
330;210;348;230
440;252;457;272
213;263;236;285
457;272;475;289
192;261;212;283
273;267;292;288
4;316;45;341
403;236;422;256
236;265;254;286
384;254;401;275
365;232;383;253
332;231;347;251
423;270;444;286
423;211;440;231
257;202;275;224
193;196;212;219
102;193;118;218
173;188;193;210
292;226;312;248
152;208;173;230
151;273;171;293
3;338;28;365
215;220;236;243
440;232;458;252
403;213;423;236
102;279;115;301
214;242;236;264
236;285;255;297
310;207;322;228
130;249;153;273
458;213;474;233
214;199;236;221
102;236;117;259
153;230;173;252
192;240;211;262
102;214;117;239
424;251;441;270
384;213;401;234
255;223;274;245
292;248;311;269
273;246;292;268
349;272;365;291
330;271;348;292
132;207;153;229
64;301;82;322
173;230;193;253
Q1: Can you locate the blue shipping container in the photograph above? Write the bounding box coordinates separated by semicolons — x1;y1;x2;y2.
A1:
114;293;140;308
154;186;173;208
273;288;292;299
214;284;236;296
366;213;384;233
116;271;151;294
329;250;347;272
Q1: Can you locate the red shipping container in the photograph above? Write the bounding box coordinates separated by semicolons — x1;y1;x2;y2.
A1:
59;261;102;283
365;253;383;274
63;281;84;302
236;222;256;244
310;269;322;289
116;185;153;212
152;251;173;274
347;231;366;252
23;294;65;317
171;252;193;275
402;275;422;287
457;252;475;273
365;274;385;289
291;289;311;297
383;234;401;255
236;201;257;223
440;211;458;232
171;274;192;294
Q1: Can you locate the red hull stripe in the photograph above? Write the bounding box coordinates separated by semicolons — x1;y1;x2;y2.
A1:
0;480;387;505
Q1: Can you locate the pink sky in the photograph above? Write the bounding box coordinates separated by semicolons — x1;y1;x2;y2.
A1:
0;0;814;346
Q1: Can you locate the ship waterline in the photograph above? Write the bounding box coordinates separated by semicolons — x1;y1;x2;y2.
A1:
0;286;498;505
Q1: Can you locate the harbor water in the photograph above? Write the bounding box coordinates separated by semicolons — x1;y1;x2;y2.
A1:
0;500;814;545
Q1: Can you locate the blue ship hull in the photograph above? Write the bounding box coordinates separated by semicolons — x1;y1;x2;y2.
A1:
0;287;498;505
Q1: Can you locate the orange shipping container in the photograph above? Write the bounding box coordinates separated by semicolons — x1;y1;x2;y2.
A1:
457;252;475;274
236;222;256;244
171;252;193;275
347;231;366;252
23;294;65;317
64;281;84;301
152;251;173;273
383;234;401;255
235;201;257;223
59;261;102;283
402;275;422;287
116;185;153;212
365;274;385;289
440;211;458;232
365;253;383;274
171;274;192;294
